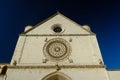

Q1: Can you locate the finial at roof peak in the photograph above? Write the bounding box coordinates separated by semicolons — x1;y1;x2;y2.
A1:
57;11;60;13
56;11;63;15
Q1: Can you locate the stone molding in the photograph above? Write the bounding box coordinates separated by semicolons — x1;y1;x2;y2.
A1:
7;65;105;69
20;34;95;36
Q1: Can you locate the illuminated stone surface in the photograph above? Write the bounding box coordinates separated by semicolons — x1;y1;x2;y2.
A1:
0;13;119;80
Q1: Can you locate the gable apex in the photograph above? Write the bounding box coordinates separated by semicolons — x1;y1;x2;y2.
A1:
21;12;94;35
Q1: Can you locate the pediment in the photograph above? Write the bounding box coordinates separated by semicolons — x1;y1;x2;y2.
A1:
22;13;93;35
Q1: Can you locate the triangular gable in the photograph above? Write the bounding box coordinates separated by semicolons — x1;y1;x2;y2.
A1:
22;12;94;35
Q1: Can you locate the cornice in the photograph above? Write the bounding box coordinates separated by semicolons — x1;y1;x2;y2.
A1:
7;65;105;69
19;34;96;36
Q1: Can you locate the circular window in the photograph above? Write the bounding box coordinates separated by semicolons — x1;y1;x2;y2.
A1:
53;26;62;33
52;24;63;33
43;38;71;61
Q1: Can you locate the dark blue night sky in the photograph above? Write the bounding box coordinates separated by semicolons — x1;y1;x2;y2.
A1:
0;0;120;69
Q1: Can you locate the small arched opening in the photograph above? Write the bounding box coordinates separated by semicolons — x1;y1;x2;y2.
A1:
1;65;7;75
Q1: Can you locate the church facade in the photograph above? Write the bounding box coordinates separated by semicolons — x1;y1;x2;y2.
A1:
0;13;120;80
